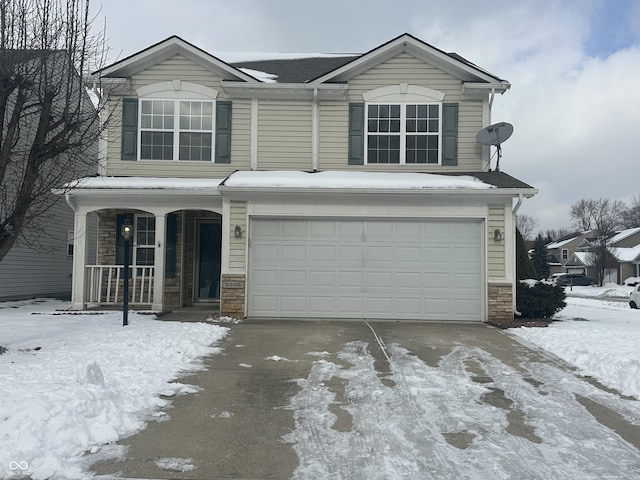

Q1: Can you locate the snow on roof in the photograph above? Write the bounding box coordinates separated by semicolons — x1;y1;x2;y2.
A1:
614;245;640;262
68;176;224;190
607;227;640;245
570;251;593;266
217;51;356;63
222;170;494;190
237;67;277;83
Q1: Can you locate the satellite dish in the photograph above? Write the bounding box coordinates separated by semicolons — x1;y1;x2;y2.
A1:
476;122;514;172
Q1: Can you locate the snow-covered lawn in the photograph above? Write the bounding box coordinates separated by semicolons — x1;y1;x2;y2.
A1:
0;299;227;480
511;287;640;399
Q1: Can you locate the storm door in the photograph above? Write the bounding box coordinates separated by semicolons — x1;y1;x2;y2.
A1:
195;219;222;302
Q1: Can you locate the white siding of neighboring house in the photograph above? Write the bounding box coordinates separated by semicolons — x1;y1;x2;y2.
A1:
0;200;98;300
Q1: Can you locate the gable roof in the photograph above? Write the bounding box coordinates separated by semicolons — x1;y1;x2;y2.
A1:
93;35;258;83
93;33;509;92
310;33;509;90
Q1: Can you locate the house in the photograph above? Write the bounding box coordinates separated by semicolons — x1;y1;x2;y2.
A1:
0;51;98;301
64;33;537;323
545;231;592;276
560;227;640;284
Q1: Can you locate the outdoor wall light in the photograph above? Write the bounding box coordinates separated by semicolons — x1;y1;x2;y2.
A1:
234;225;242;239
493;228;503;242
121;219;132;241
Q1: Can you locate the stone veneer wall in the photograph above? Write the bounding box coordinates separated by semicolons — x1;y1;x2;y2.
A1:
220;274;246;318
488;283;513;326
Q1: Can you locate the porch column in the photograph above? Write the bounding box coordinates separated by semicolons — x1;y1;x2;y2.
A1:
152;212;166;311
71;209;88;310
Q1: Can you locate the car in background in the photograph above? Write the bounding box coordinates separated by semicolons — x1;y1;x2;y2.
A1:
556;274;594;287
630;285;640;309
545;273;567;285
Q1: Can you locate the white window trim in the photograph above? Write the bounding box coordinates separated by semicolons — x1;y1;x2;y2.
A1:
137;98;216;162
133;214;155;266
364;102;442;165
562;248;569;260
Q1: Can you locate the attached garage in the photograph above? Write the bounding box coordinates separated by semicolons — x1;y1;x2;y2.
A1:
248;217;484;321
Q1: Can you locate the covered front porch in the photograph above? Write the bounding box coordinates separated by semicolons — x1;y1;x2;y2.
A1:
64;177;230;312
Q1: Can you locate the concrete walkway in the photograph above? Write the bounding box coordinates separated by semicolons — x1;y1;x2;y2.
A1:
89;319;640;480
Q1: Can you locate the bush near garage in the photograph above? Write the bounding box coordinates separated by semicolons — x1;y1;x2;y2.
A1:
516;281;566;319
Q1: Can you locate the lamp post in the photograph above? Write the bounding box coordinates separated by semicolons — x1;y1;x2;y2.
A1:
121;218;132;326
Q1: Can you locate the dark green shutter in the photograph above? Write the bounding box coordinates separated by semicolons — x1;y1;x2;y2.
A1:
121;98;138;161
442;102;458;166
115;213;134;264
165;213;177;278
348;103;365;165
215;101;232;163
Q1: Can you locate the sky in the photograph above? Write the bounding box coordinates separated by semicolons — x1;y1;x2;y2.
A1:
88;0;640;234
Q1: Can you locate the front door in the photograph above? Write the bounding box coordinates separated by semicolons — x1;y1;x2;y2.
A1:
195;220;222;302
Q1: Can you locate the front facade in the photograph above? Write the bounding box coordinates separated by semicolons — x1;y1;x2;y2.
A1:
66;34;536;323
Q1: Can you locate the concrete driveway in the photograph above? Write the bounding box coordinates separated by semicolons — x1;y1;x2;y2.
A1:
90;320;640;479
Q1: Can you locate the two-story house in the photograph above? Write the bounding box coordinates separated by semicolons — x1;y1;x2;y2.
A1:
64;33;536;323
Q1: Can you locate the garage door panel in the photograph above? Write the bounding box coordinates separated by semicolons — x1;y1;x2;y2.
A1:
281;269;307;286
310;245;337;262
309;296;336;315
338;270;364;288
249;218;483;321
309;271;336;287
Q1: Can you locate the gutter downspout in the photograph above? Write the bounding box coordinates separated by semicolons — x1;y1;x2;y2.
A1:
312;88;319;171
512;193;524;316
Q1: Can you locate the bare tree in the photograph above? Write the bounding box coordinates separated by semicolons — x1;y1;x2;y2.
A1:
0;0;105;261
516;214;538;241
569;199;599;231
542;228;576;243
621;195;640;228
569;198;624;285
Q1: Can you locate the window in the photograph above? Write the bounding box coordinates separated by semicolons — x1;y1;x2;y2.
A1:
140;100;213;161
134;215;155;266
562;249;569;260
366;103;440;164
67;230;74;256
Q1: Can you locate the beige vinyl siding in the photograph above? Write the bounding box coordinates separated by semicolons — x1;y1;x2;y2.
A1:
257;101;312;170
131;54;224;90
229;201;247;271
105;54;251;177
488;205;506;278
317;103;349;170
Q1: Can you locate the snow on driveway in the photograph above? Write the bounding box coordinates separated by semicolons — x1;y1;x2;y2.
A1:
0;299;227;480
285;333;640;479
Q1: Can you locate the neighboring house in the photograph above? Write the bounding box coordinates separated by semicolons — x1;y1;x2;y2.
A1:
0;51;98;301
561;227;640;284
64;33;537;323
545;231;593;276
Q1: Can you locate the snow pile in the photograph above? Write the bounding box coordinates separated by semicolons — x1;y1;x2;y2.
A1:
0;299;227;480
565;283;633;299
154;457;195;472
511;296;640;398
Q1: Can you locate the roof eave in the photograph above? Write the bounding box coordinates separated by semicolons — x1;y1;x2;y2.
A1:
221;81;349;100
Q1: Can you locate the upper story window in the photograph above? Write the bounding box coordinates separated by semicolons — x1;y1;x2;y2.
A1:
561;248;569;260
366;103;440;164
122;81;231;164
139;99;214;161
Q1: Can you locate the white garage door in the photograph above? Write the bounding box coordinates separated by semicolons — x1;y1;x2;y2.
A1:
248;218;483;321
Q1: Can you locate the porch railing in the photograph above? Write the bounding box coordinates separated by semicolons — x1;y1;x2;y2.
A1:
85;265;155;306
